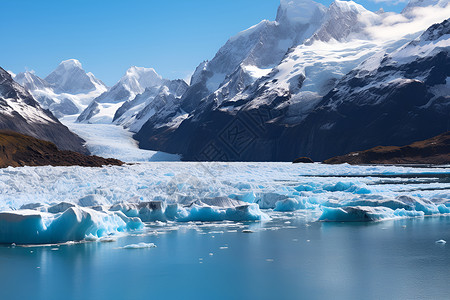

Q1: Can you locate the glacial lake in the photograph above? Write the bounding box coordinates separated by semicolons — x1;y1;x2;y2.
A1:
1;215;449;300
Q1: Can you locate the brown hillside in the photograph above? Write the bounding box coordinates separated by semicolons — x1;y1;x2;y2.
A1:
0;130;123;168
323;132;450;165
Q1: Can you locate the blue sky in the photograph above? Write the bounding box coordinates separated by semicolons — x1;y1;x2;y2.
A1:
2;0;409;86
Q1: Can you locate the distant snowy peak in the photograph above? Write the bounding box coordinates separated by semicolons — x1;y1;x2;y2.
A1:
182;0;328;113
390;18;450;63
113;79;188;132
305;0;379;44
78;66;186;125
121;66;164;94
276;0;326;25
94;66;164;104
14;71;50;91
402;0;449;15
13;60;107;118
45;59;105;94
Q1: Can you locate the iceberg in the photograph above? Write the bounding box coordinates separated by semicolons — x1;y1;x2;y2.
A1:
0;206;144;244
0;162;449;243
319;206;425;222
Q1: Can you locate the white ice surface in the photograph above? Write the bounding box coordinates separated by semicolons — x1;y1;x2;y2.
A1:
0;162;449;243
60;115;180;162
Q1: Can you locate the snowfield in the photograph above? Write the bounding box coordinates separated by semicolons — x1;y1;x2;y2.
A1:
0;162;449;244
60;115;180;162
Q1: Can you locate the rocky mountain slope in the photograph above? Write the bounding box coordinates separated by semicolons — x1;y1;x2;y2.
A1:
0;130;122;168
324;131;450;165
0;67;88;154
288;17;450;161
135;0;450;162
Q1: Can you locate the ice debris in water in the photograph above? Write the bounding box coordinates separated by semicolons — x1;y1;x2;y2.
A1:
121;242;156;249
0;206;142;245
1;163;450;243
435;240;447;244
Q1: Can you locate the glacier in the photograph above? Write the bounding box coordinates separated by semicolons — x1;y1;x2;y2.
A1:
0;162;449;244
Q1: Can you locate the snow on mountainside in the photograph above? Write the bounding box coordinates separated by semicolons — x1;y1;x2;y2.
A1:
135;0;450;162
180;0;326;113
76;67;186;127
14;59;107;118
45;59;102;94
280;17;450;160
0;67;88;154
94;66;164;104
113;79;188;132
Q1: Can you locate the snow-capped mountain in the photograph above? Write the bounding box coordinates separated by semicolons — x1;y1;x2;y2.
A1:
14;59;107;118
0;66;88;154
45;59;103;94
77;67;187;128
135;0;450;161
113;79;188;132
290;17;450;160
179;0;326;113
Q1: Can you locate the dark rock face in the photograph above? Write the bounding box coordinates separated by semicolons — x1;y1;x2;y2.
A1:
293;157;314;164
283;45;450;161
135;19;450;162
0;67;89;154
323;131;450;165
0;130;123;168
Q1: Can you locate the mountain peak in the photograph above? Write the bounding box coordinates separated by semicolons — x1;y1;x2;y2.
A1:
329;0;367;13
126;66;159;78
58;59;83;70
45;59;104;94
304;0;377;44
121;66;163;90
14;71;50;91
276;0;326;25
402;0;448;15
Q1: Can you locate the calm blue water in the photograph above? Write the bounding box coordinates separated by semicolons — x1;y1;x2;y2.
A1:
1;216;449;300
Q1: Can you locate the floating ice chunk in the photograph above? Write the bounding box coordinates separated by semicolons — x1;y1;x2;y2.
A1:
84;234;99;241
137;201;167;222
435;240;447;244
110;203;139;218
256;193;290;209
319;205;426;222
274;198;303;212
438;205;450;214
225;204;269;221
121;242;156;249
319;206;396;222
342;198;412;210
200;197;247;208
0;206;142;244
393;209;424;218
99;237;117;243
322;182;371;194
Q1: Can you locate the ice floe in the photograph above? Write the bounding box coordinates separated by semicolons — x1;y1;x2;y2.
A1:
0;162;449;243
